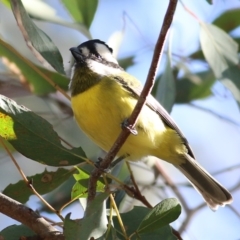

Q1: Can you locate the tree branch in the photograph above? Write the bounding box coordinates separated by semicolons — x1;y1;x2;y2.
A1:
0;193;64;240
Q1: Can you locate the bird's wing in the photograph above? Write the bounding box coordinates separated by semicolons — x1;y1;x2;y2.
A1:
113;75;195;159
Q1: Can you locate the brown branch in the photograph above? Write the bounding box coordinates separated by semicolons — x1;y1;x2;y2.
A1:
87;0;178;203
155;161;190;212
125;161;153;208
155;160;208;234
0;193;64;240
178;180;240;233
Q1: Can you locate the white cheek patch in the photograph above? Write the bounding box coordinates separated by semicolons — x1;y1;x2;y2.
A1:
81;46;90;57
87;59;122;76
95;43;118;64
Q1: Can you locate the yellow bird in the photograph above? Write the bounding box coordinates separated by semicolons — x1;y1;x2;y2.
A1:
69;39;232;210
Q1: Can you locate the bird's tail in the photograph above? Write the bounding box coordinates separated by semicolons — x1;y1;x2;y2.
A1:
175;153;232;210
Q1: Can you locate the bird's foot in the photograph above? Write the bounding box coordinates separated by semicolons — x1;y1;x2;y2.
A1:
121;119;138;135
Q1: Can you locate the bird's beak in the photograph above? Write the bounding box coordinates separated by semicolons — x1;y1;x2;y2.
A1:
70;47;82;61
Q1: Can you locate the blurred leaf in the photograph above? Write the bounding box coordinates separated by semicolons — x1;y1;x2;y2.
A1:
108;31;125;58
10;0;65;74
234;37;240;49
206;0;212;4
23;0;92;39
118;56;135;70
189;49;205;60
200;22;239;78
0;225;35;239
137;198;181;234
155;45;175;113
113;206;176;240
0;0;10;7
61;0;98;29
221;65;240;108
0;77;32;98
213;9;240;32
64;192;108;240
0;36;68;95
3;168;74;203
175;71;215;103
0;95;86;166
190;37;240;61
71;167;105;199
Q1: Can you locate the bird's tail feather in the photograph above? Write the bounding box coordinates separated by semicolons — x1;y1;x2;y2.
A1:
175;153;232;211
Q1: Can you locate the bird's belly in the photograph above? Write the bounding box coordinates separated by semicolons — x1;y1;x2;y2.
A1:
71;83;172;161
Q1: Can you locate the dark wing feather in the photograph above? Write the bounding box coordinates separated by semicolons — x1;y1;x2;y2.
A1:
113;75;195;159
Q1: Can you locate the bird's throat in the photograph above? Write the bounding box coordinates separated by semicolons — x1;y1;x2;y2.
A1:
70;66;101;96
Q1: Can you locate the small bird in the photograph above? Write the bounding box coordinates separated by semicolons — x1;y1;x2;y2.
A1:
69;39;232;210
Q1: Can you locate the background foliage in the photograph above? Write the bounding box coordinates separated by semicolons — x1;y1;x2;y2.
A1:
0;0;240;239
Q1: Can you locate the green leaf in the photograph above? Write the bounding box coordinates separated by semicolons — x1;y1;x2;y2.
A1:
206;0;212;4
190;37;240;61
118;56;135;70
189;49;205;60
200;22;239;78
3;168;74;203
61;0;98;29
71;167;105;199
96;225;120;240
0;225;35;240
64;213;82;240
64;192;109;240
155;47;175;113
10;0;65;74
0;95;86;166
213;9;240;33
221;65;240;108
0;0;10;7
0;37;68;95
137;198;181;234
113;206;177;240
175;71;216;103
25;0;92;39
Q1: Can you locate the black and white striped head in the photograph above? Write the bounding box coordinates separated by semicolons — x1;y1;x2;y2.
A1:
70;39;123;76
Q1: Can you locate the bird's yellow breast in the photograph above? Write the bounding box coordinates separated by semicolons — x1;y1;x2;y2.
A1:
71;76;185;163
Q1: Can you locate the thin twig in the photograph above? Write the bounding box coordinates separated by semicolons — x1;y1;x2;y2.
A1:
188;103;240;127
102;174;128;239
87;0;178;204
179;0;201;22
212;163;240;176
109;194;128;239
178;203;205;234
155;161;190;212
126;161;153;208
0;137;64;221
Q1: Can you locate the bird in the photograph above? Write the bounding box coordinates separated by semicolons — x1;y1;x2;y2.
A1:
69;39;233;210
